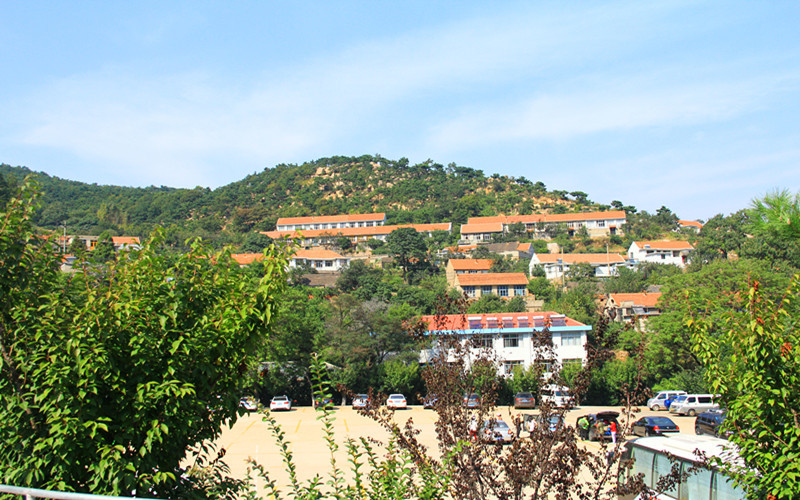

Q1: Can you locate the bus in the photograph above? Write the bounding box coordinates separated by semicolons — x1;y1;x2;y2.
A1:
619;434;746;499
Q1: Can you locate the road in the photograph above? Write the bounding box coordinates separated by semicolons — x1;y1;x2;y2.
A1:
198;404;701;496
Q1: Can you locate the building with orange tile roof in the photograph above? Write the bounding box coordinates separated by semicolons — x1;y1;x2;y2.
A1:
453;272;529;300
604;292;663;328
276;213;386;231
459;222;504;243
678;220;703;232
445;258;493;285
628;240;693;268
529;252;627;280
112;236;141;250
466;210;626;239
419;311;591;376
230;253;266;266
262;223;451;247
230;248;349;272
290;248;349;272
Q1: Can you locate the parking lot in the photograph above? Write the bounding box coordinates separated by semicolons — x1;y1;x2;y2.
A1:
203;404;705;494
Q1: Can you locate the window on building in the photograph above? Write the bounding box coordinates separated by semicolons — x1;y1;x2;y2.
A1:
503;361;523;375
562;333;582;346
325;260;332;267
498;285;509;297
503;334;520;348
463;286;476;298
562;358;582;366
472;335;493;349
514;285;526;296
481;285;493;296
598;220;605;228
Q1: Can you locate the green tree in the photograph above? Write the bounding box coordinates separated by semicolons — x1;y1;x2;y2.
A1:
0;179;291;497
240;232;274;253
749;188;800;240
386;227;427;282
646;258;796;386
92;231;116;262
690;275;800;498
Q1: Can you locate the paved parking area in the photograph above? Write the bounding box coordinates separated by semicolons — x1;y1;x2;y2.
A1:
202;405;702;494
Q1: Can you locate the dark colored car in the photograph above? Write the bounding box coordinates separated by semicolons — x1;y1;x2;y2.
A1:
631;416;680;437
313;396;334;409
462;393;480;409
581;411;620;441
513;392;536;409
695;410;728;438
422;394;438;409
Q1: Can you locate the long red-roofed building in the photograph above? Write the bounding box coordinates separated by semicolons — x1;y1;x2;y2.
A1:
262;223;451;247
464;210;626;239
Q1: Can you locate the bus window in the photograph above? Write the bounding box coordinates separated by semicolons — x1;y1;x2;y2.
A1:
653;453;679;497
712;472;745;500
631;447;655;488
683;467;712;499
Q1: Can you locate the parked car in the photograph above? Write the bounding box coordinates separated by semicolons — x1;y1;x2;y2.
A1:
240;397;258;412
352;394;370;409
422;394;438;409
462;393;480;409
539;384;574;408
670;394;719;416
647;390;687;411
668;395;688;414
481;419;514;444
513;392;536;409
269;395;291;411
631;416;680;437
535;414;565;433
313;396;334;409
386;393;408;409
579;411;620;441
695;410;728;438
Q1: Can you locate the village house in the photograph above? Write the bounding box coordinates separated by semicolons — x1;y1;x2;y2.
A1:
231;248;349;272
529;252;627;281
419;311;591;376
444;258;493;285
604;292;663;330
453;272;529;300
628;240;693;268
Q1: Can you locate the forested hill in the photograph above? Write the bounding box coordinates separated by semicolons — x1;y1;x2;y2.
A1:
0;155;621;240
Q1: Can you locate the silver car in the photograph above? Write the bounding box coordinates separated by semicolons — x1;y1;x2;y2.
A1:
481;419;514;444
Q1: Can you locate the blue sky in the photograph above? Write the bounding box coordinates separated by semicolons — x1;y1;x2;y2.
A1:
2;1;799;221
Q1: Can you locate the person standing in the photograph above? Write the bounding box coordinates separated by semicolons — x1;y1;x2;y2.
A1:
609;420;618;444
577;415;590;440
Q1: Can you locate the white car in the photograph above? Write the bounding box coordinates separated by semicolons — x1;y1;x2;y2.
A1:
386;393;407;409
239;397;258;412
352;394;370;409
270;395;292;411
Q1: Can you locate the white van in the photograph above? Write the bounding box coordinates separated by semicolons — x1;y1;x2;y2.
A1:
539;384;573;408
646;390;687;411
670;394;718;416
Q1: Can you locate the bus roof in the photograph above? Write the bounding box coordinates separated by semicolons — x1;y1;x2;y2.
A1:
626;435;742;466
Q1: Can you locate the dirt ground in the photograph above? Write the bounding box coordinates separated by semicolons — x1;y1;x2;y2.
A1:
197;404;699;496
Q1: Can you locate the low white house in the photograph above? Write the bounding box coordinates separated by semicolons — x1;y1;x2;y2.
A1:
419;312;590;377
628;241;693;268
289;249;349;272
529;252;626;280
